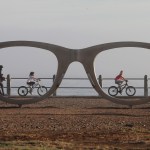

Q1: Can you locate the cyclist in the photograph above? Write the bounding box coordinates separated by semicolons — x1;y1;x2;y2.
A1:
0;65;5;95
0;74;5;95
115;70;126;93
27;72;38;94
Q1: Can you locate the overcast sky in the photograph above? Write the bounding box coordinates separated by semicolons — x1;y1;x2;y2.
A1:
0;0;150;78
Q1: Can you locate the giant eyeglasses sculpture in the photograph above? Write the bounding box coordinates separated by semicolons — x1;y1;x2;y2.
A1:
0;41;150;107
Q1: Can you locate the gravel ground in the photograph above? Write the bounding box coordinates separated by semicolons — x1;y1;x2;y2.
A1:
0;97;150;149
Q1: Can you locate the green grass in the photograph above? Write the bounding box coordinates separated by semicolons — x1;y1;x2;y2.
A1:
0;140;85;150
0;141;55;150
0;140;149;150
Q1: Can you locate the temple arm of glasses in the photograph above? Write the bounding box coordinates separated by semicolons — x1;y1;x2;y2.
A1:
55;73;65;88
87;73;95;87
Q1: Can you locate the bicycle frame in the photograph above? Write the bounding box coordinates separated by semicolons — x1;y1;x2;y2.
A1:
120;82;128;92
27;80;41;91
32;82;40;89
0;41;150;106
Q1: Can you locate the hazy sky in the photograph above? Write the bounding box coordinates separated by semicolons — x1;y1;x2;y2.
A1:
1;0;150;78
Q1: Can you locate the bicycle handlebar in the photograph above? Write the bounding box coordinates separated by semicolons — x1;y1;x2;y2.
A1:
35;78;41;82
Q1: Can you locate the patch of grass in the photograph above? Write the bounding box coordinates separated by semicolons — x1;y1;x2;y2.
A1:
0;142;12;147
0;140;112;150
0;141;52;150
0;140;84;150
0;140;148;150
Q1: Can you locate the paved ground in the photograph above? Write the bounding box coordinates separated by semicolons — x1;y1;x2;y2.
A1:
0;97;150;149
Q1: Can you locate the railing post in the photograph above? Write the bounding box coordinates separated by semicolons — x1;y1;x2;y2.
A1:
99;75;102;87
144;75;148;97
7;74;11;96
53;74;56;96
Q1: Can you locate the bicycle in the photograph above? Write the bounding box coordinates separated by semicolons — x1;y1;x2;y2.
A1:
108;80;136;96
18;79;47;96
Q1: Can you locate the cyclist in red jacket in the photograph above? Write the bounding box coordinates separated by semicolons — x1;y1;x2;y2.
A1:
115;70;126;93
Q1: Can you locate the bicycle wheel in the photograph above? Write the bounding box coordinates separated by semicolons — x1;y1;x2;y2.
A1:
126;86;136;96
18;86;28;96
37;86;47;96
108;86;118;96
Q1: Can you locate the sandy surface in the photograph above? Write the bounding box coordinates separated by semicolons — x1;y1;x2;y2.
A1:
0;97;150;149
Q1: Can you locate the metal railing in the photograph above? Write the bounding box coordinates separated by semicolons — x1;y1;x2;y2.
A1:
4;74;149;97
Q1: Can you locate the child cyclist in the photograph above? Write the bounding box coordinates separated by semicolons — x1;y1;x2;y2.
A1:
27;72;38;94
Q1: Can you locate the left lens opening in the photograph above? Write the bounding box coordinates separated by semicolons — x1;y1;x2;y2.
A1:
0;47;58;99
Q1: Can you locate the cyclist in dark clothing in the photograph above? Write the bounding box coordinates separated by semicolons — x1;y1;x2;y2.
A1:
0;74;5;95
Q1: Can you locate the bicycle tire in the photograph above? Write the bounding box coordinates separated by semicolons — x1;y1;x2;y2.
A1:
126;86;136;96
37;86;47;96
108;86;118;96
18;86;28;96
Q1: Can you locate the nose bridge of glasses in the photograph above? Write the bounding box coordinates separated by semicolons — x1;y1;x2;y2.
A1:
69;49;93;63
69;49;81;62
